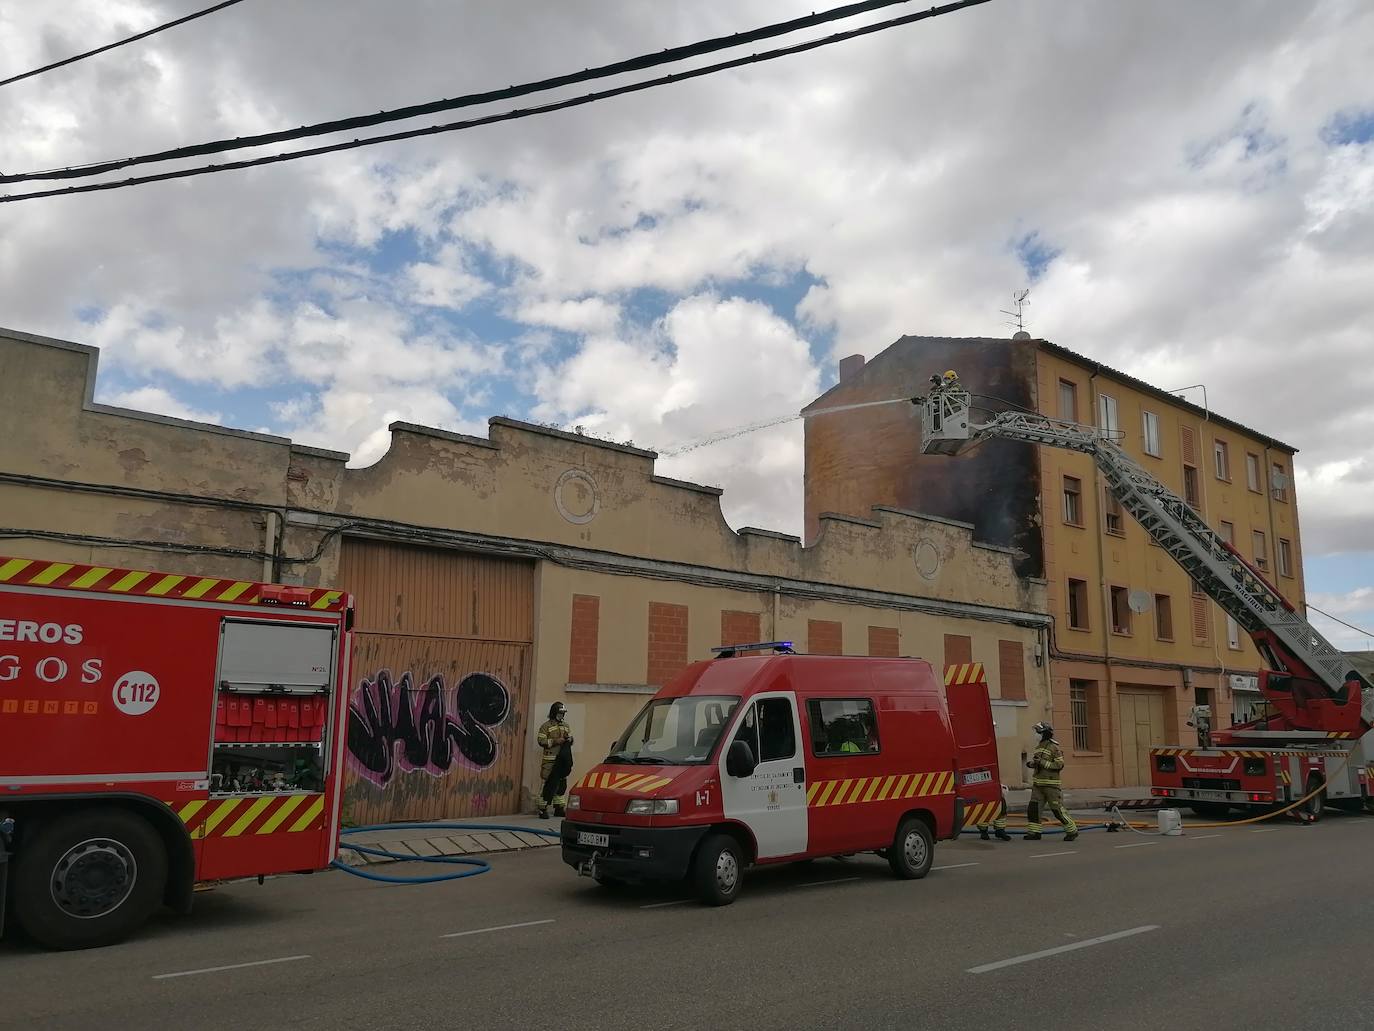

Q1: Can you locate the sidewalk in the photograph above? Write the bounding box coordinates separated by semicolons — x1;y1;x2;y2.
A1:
335;812;561;867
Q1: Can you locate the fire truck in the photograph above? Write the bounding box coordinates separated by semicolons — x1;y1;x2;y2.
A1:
915;384;1374;820
0;555;354;950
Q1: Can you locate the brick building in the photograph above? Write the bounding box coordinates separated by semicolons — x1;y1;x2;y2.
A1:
805;335;1305;788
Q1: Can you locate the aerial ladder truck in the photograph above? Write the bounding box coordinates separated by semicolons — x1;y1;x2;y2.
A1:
914;382;1374;821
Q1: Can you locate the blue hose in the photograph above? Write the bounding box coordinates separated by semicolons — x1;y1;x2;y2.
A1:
331;821;562;884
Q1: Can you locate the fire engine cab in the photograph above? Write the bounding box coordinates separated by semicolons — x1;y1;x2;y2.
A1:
561;643;1003;904
0;554;354;950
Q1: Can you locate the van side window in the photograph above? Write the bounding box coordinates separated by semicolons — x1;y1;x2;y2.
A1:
732;703;759;761
808;698;880;756
756;697;796;762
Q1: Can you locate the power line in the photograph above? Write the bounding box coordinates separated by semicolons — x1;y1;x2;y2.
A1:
1308;603;1374;641
2;0;932;183
0;0;993;203
0;0;249;90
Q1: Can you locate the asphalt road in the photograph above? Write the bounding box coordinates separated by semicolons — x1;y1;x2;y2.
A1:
4;812;1372;1031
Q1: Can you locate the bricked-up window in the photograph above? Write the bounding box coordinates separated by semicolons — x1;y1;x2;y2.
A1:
1070;679;1099;751
1104;488;1124;536
1271;462;1289;502
808;619;843;655
720;610;762;648
1063;476;1083;526
1110;586;1132;635
997;640;1025;700
1058;379;1078;422
1191;582;1209;644
1067;578;1090;630
868;626;900;657
1213;440;1231;481
1278;538;1294;578
1155;594;1173;641
568;594;600;683
1142;411;1161;457
944;633;972;666
1246;453;1262;492
1253;530;1269;571
647;602;689;686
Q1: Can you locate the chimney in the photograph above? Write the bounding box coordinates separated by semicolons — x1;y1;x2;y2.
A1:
838;354;865;383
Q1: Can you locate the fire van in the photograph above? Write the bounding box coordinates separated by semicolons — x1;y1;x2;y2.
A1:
561;642;1003;904
0;553;353;950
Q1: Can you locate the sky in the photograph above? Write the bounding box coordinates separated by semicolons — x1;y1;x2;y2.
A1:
1;0;1371;650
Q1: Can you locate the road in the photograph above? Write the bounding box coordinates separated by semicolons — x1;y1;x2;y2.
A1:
3;812;1371;1030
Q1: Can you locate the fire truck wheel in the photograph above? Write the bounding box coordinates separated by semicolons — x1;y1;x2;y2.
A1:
13;808;167;951
1300;776;1326;823
692;833;743;906
888;816;934;880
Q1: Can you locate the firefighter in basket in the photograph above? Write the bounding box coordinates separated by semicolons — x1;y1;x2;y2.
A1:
1024;722;1078;842
536;702;575;819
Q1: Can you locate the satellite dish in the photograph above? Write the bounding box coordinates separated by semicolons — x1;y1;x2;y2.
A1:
1128;589;1152;614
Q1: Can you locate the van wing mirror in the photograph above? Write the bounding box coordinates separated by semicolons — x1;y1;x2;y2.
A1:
726;740;757;778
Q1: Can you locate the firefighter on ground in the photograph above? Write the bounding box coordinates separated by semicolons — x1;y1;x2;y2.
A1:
977;786;1013;841
536;702;575;819
1024;721;1078;842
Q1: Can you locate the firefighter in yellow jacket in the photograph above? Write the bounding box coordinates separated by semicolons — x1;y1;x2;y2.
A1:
1024;722;1078;841
536;702;574;819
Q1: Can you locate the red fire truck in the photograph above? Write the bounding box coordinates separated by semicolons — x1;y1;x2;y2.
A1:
0;554;354;950
917;384;1374;819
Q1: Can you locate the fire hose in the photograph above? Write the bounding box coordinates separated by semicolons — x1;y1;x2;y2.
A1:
331;822;562;884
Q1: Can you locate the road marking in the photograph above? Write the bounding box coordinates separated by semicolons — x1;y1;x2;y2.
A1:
933;862;980;871
640;899;691;909
1190;834;1222;840
1115;842;1157;849
1251;828;1279;834
968;925;1160;974
440;919;554;939
799;876;860;888
153;955;310;980
1028;850;1076;859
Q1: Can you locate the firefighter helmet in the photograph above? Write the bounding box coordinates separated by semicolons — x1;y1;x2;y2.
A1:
549;701;567;721
1032;721;1054;738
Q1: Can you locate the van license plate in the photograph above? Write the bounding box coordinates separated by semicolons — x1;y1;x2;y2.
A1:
962;770;992;785
578;831;610;848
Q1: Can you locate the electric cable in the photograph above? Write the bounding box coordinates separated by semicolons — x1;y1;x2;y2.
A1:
0;0;993;203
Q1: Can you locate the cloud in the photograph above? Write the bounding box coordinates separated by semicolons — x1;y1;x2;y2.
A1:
104;385;223;426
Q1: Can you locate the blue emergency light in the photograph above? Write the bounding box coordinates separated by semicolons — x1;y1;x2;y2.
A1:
710;641;795;658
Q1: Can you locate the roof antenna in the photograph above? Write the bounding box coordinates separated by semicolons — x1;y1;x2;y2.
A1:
1001;289;1031;339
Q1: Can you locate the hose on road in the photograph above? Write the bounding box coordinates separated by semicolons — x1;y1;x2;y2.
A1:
331;822;561;884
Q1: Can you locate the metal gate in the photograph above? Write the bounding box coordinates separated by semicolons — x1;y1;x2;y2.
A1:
337;539;534;823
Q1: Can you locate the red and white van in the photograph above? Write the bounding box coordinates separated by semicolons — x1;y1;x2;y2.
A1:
561;642;1002;904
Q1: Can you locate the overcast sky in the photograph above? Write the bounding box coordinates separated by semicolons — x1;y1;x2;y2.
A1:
2;1;1371;648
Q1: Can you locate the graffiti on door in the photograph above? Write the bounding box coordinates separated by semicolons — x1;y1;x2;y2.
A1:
346;669;512;787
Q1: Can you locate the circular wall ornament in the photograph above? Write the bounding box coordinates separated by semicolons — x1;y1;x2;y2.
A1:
554;468;601;525
914;539;941;580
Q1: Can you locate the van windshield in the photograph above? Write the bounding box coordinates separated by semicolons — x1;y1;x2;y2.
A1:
608;695;741;766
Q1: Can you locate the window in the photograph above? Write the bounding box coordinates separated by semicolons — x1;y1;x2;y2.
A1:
1069;679;1099;751
1142;411;1161;457
944;633;972;666
755;697;796;762
1063;475;1083;526
613;695;741;765
1213;440;1231;481
1155;595;1173;641
997;640;1025;701
1218;520;1235;545
1098;393;1119;434
1067;578;1090;630
1110;585;1132;635
1104;488;1124;535
1058;379;1078;422
1246;453;1261;493
808;698;879;756
1278;538;1294;578
1253;530;1268;571
1271;462;1288;502
1183;465;1201;510
1226;615;1242;651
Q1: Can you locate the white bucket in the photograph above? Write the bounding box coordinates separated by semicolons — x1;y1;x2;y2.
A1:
1157;808;1183;836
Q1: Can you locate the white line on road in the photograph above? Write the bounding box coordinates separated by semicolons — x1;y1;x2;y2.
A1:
1028;851;1076;859
440;919;554;939
968;925;1160;974
640;899;692;909
1251;828;1280;834
933;862;981;871
1190;834;1222;840
1115;842;1157;849
799;876;861;888
153;955;310;980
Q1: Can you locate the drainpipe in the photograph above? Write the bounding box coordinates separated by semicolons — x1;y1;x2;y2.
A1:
1088;371;1120;785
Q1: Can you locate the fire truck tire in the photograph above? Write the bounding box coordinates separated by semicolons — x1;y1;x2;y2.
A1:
1301;776;1326;823
888;816;934;880
691;833;743;906
13;808;167;951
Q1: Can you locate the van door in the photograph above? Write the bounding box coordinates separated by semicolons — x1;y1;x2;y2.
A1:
945;675;1004;831
718;693;808;859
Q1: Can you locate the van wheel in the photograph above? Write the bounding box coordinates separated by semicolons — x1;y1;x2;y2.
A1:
888;817;934;880
13;808;167;951
692;833;743;906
